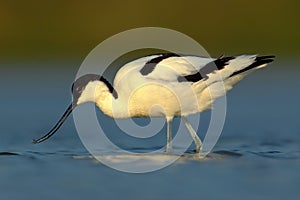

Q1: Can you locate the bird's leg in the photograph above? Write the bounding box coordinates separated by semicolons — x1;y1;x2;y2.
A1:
182;116;202;153
166;117;173;153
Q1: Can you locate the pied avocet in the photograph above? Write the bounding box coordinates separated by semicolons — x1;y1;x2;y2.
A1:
33;53;274;153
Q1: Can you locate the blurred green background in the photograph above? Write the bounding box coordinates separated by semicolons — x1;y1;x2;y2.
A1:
0;0;299;61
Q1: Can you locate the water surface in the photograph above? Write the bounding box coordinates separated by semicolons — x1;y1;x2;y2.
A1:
0;60;300;199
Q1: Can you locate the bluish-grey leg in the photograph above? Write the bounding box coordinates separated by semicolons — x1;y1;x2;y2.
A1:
182;116;202;153
166;118;173;153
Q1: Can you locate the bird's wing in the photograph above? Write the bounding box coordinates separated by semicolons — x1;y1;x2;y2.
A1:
142;54;274;85
140;55;215;82
113;54;215;86
113;55;159;86
114;54;274;86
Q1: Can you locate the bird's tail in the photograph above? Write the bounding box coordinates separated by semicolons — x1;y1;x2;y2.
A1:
225;55;274;78
197;55;274;88
195;55;275;111
219;55;274;89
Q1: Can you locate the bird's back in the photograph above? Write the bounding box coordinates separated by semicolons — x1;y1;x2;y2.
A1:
110;54;274;117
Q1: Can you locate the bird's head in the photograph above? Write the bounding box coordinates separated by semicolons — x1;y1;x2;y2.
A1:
33;74;117;144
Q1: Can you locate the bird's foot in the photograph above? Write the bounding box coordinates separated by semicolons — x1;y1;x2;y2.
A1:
194;146;202;154
166;144;173;154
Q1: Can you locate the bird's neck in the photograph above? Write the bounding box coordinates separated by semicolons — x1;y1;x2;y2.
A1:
95;90;114;117
94;84;127;118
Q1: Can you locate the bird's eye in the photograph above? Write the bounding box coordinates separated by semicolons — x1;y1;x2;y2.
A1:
71;83;81;94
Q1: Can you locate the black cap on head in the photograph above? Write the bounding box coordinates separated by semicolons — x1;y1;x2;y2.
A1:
72;74;118;105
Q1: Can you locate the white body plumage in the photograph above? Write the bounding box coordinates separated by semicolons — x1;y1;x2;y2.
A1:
79;55;271;119
34;53;274;153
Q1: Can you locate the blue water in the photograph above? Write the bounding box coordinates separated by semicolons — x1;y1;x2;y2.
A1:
1;60;300;199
